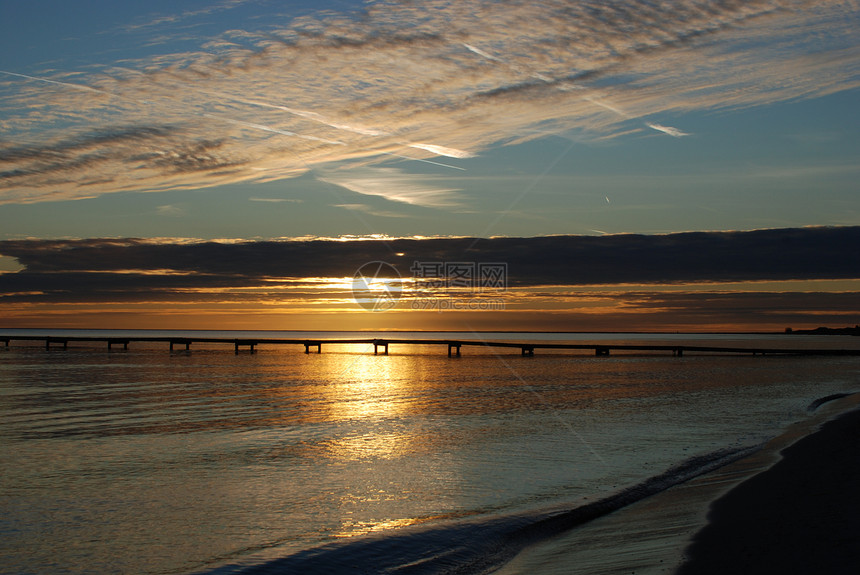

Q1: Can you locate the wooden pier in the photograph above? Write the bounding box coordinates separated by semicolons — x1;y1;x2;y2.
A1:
1;335;859;357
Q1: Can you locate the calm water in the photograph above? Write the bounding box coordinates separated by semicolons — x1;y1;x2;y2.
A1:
1;331;859;574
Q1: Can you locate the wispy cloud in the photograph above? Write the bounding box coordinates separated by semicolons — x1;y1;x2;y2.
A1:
120;0;252;32
463;43;503;63
646;123;690;137
319;167;462;209
156;204;184;217
1;0;858;204
333;204;410;218
248;197;302;203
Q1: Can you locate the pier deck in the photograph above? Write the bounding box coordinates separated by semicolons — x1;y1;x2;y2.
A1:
1;335;859;357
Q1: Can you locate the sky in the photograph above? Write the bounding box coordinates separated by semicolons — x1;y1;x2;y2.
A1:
1;0;859;331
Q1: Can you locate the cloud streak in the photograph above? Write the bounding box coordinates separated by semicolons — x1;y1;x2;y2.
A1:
319;167;462;208
646;123;690;137
1;0;859;203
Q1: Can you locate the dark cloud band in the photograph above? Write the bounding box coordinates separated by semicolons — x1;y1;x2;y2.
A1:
0;227;857;304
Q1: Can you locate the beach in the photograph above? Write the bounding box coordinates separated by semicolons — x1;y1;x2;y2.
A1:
494;393;860;575
677;407;860;574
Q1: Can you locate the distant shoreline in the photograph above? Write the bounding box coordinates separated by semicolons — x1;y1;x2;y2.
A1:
785;325;860;336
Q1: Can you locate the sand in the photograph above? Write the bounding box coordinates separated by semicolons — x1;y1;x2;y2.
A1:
677;408;860;574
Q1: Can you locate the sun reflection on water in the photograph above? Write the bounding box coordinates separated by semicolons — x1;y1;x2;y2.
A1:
307;350;466;539
333;514;449;538
313;349;427;461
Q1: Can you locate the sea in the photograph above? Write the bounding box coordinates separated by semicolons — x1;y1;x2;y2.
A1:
1;330;859;575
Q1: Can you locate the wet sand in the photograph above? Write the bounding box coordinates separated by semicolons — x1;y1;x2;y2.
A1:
677;408;860;574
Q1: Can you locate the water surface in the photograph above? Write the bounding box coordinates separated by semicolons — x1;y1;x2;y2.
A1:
1;331;858;574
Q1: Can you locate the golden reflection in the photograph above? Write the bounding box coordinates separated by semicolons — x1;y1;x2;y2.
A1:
315;351;425;461
333;515;433;538
310;352;462;541
324;351;406;421
319;431;416;460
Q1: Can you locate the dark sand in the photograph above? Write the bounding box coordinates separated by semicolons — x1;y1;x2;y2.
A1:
677;408;860;574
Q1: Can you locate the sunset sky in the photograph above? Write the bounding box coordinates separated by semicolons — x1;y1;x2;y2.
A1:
1;0;859;331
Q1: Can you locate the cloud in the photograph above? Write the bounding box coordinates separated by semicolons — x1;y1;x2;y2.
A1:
646;123;690;137
248;197;302;203
0;227;857;331
1;226;858;292
406;144;475;159
463;43;503;63
156;204;184;216
120;0;253;32
0;255;23;274
1;0;859;203
333;204;410;218
319;167;462;208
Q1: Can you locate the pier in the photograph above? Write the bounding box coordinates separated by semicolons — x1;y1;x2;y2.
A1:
1;335;859;357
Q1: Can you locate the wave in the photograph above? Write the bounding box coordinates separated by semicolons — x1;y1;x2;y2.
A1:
198;445;761;575
807;392;854;411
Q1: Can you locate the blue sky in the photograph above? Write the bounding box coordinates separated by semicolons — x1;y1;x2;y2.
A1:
1;0;859;330
2;0;858;241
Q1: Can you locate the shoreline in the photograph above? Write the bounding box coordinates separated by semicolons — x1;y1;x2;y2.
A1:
495;394;860;575
677;406;860;574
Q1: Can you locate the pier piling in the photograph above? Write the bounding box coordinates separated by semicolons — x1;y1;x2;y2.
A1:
234;340;257;354
45;338;68;350
169;340;191;351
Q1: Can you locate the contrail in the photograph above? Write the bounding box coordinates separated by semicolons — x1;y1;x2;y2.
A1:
585;96;691;137
234;95;473;161
0;69;107;95
234;97;389;137
583;96;691;137
1;68;347;146
199;90;472;165
460;45;692;138
463;43;549;84
203;114;344;145
583;95;631;118
463;43;503;62
408;143;474;159
3;68;470;168
381;152;466;171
